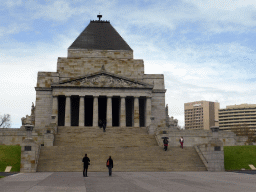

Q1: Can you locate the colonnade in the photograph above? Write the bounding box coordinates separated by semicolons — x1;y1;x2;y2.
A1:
52;95;152;127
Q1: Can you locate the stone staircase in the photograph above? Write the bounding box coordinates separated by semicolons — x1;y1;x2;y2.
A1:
37;126;207;172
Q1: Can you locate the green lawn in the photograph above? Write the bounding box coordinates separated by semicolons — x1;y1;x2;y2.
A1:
0;145;21;172
224;145;256;170
0;176;5;179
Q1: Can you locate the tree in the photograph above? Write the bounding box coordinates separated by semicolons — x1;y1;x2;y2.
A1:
231;124;256;145
0;114;11;128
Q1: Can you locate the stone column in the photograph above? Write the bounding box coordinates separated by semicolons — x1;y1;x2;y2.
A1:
79;96;85;127
146;97;152;127
134;97;139;127
93;96;99;127
107;96;112;127
52;96;58;124
120;96;126;127
65;96;71;126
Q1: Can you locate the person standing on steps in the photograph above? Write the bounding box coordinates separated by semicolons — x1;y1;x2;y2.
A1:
163;137;169;151
106;156;113;176
82;154;90;177
99;119;102;128
179;136;184;149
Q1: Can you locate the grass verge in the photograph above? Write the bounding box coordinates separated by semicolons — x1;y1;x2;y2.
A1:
224;145;256;170
0;145;21;172
0;176;5;179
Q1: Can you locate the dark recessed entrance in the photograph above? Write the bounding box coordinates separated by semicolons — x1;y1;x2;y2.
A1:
98;97;107;126
112;97;120;126
85;97;93;126
126;97;133;127
58;96;66;126
71;96;79;126
139;97;146;127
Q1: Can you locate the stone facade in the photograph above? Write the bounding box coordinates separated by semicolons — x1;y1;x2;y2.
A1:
33;19;166;134
1;17;251;173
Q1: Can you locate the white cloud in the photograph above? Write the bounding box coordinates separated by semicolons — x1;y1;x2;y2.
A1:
33;1;78;21
185;0;256;32
0;23;31;37
3;0;23;7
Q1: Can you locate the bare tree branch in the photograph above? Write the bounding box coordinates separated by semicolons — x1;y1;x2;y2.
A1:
0;114;11;128
231;124;256;144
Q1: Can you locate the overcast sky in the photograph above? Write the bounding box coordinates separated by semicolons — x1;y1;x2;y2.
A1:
1;0;256;128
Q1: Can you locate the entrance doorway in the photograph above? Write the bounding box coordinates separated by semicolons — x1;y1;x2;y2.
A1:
71;96;79;126
98;97;107;126
126;97;133;127
112;97;120;126
58;96;66;126
85;97;93;126
139;97;146;127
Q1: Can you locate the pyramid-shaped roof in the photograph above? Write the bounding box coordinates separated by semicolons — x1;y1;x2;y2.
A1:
68;20;132;51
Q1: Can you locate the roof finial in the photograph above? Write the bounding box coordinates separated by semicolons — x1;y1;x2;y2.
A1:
97;12;102;21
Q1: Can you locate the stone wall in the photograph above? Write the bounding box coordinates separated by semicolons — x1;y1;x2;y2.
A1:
143;74;165;89
0;128;44;146
156;129;248;147
57;57;144;81
52;87;152;97
195;143;225;172
35;90;53;129
151;92;166;132
20;139;41;173
68;49;133;59
143;74;166;133
37;72;59;88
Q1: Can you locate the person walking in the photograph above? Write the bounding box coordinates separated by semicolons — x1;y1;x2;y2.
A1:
103;120;106;132
106;156;113;176
82;154;90;177
179;136;184;149
163;137;169;151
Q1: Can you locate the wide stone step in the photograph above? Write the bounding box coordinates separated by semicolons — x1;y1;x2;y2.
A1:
37;126;207;172
54;127;157;147
37;146;207;172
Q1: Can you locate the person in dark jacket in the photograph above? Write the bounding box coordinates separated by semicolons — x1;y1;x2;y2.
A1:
103;120;106;132
106;156;113;176
163;138;169;151
82;154;90;177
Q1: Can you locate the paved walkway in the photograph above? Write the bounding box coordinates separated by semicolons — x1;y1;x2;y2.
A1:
0;172;255;192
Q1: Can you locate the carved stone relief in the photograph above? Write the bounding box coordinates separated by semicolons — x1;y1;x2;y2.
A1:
66;74;144;87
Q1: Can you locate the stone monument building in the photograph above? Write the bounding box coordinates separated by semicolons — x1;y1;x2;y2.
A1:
35;16;166;134
1;16;240;172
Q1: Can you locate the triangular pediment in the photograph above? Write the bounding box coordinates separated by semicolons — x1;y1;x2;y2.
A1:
52;71;153;89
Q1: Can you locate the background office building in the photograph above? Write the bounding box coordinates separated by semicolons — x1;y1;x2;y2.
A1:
185;101;220;130
219;104;256;131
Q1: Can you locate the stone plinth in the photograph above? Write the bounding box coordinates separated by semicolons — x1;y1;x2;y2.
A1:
20;139;40;173
196;127;225;172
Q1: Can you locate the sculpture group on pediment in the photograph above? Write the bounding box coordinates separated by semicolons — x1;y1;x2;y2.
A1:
70;74;144;87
